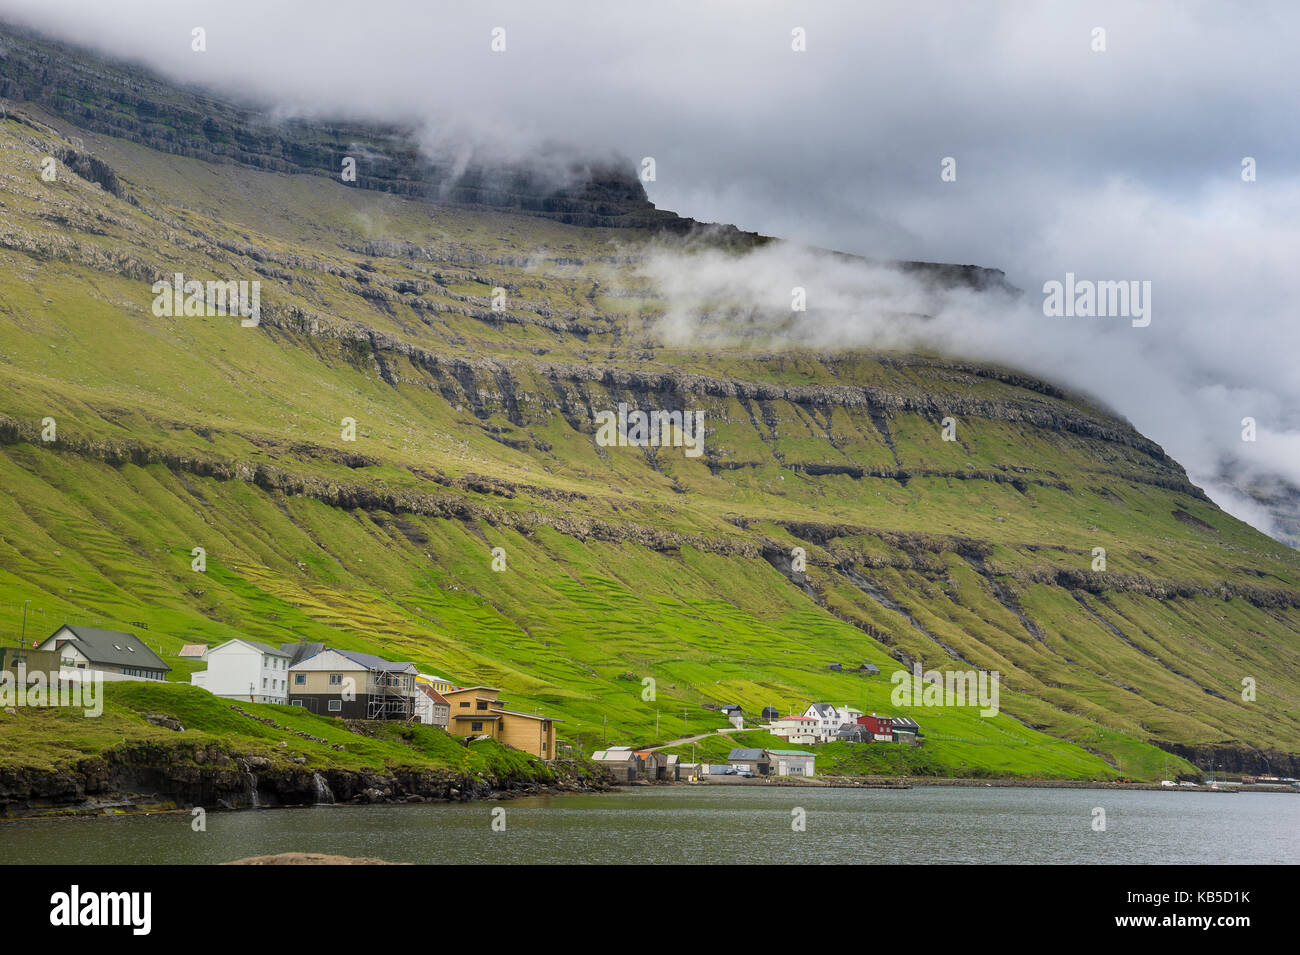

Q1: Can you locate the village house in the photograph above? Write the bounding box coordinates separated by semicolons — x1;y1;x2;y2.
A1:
766;749;816;777
592;749;639;782
856;713;897;742
720;704;744;729
887;716;922;744
727;748;770;776
768;714;819;745
635;750;668;780
190;638;291;703
37;625;170;682
287;648;417;720
802;703;863;741
835;723;874;743
442;686;558;759
413;684;450;728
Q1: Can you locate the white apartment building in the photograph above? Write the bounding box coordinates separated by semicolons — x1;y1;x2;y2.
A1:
191;638;292;703
802;703;865;741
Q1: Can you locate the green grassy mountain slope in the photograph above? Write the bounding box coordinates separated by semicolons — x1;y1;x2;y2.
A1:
1;32;1298;782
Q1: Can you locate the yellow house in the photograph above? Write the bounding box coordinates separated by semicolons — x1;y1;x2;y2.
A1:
442;686;559;759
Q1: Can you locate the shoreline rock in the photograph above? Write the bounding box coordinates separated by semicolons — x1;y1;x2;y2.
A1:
0;744;611;820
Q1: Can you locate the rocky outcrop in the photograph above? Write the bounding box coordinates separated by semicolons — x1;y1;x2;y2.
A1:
1154;741;1299;778
0;740;611;818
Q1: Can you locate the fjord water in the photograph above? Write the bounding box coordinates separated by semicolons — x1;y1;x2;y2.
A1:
3;786;1296;865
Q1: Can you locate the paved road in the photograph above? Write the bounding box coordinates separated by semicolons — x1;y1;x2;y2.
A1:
648;725;747;751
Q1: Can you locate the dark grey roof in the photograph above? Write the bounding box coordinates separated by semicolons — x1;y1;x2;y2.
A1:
807;703;836;717
889;717;921;730
720;704;742;713
239;639;289;657
280;642;326;667
47;625;170;672
860;664;881;674
728;748;767;761
337;650;417;673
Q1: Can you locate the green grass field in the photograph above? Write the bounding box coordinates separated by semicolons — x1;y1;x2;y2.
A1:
0;107;1297;783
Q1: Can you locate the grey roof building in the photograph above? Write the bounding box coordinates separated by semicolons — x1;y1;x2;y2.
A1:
591;749;639;782
38;624;170;679
835;722;872;742
727;748;771;775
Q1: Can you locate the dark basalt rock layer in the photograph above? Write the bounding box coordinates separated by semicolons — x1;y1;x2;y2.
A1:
0;21;1008;291
0;740;611;818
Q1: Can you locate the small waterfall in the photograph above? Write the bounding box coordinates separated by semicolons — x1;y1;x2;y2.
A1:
244;771;261;808
312;772;335;806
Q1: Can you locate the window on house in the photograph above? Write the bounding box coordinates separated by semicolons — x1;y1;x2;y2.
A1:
328;700;342;712
328;674;342;686
476;700;488;710
459;701;470;708
295;674;305;685
471;722;483;732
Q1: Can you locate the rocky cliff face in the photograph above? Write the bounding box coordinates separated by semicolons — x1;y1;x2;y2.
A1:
0;25;667;227
0;21;1009;291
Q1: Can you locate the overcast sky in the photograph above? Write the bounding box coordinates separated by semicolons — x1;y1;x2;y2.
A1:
3;0;1298;538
